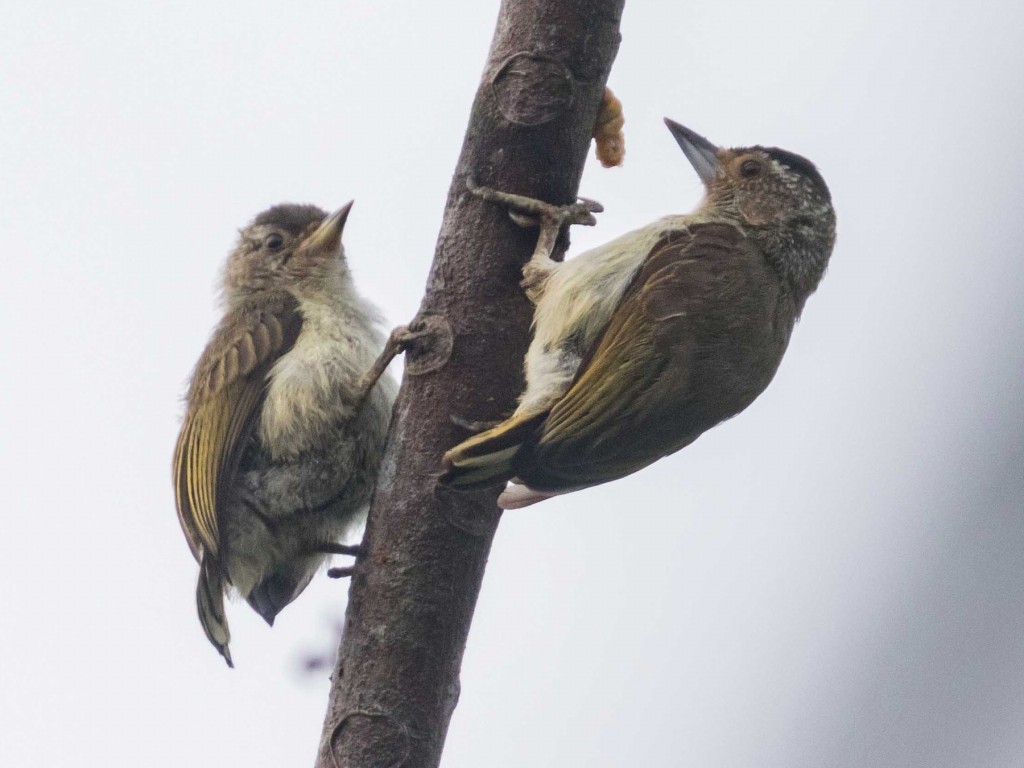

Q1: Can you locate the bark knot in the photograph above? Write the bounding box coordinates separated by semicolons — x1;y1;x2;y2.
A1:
404;314;454;376
490;51;576;126
328;709;414;768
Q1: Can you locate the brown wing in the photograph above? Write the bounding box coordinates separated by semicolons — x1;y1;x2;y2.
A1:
173;295;302;559
521;222;784;490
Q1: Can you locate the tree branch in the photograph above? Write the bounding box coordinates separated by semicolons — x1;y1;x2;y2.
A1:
315;2;625;765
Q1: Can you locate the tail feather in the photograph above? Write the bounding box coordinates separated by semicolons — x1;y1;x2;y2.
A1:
197;555;233;667
498;483;561;509
440;411;546;489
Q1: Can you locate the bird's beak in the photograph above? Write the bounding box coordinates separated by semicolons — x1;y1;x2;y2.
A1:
305;200;354;254
664;118;721;186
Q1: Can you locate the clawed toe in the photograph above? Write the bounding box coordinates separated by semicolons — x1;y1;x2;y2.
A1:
467;176;604;291
467;177;603;231
508;211;540;229
317;542;364;579
316;542;365;557
449;414;502;433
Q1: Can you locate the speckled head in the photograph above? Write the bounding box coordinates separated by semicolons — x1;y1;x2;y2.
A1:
665;118;836;305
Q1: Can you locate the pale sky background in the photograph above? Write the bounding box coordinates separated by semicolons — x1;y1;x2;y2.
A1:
2;1;1023;766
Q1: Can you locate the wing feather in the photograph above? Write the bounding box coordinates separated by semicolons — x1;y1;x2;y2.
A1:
173;295;302;560
522;222;768;489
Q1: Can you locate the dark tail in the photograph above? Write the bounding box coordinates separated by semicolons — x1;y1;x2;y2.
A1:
440;411;546;489
197;555;233;667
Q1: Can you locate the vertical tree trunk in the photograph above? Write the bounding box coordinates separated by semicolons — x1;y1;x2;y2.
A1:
315;2;625;765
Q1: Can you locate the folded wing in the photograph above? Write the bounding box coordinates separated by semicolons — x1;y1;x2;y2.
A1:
173;295;302;559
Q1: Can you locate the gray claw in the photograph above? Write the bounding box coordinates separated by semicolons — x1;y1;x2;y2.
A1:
509;211;539;229
466;178;603;228
466;177;604;265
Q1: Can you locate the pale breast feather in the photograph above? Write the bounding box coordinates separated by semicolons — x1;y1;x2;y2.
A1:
258;296;384;458
517;215;700;415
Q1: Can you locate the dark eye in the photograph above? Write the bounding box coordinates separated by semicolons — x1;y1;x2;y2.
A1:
265;233;284;250
740;159;761;178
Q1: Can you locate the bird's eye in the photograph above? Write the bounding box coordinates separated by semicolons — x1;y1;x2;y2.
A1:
740;160;762;178
265;233;284;250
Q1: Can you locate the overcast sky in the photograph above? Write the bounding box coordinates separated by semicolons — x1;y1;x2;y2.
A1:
3;1;1024;766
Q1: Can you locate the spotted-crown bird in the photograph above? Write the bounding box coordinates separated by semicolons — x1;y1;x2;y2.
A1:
441;119;836;508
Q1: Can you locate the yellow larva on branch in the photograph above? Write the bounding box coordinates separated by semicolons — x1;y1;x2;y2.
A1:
593;87;625;168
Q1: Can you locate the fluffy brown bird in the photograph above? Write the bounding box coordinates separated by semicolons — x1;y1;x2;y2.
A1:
441;119;836;508
173;202;396;665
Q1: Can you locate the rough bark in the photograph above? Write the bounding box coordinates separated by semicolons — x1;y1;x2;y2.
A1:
315;2;625;766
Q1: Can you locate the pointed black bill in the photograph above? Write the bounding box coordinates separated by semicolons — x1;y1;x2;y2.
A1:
664;118;721;186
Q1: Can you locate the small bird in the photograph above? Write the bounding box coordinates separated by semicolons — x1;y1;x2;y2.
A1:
442;119;836;508
173;202;396;666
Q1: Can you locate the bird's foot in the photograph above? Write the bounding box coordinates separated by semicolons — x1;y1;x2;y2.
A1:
449;414;502;433
353;324;433;413
466;177;603;277
467;177;603;231
317;542;365;579
316;542;365;557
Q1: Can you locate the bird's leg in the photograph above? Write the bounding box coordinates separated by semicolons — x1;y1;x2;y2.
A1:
316;542;365;557
449;414;502;433
353;324;431;414
314;543;365;579
467;177;603;304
